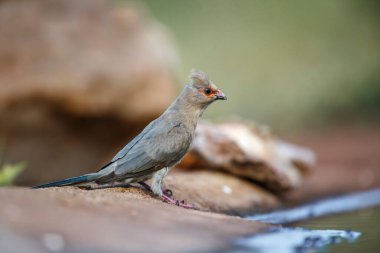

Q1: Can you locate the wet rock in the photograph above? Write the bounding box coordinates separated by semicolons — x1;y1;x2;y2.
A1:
0;0;178;185
179;122;316;193
0;187;268;253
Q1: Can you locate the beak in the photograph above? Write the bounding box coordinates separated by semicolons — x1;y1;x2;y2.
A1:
215;89;227;100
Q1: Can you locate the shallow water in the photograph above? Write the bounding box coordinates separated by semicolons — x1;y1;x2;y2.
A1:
293;208;380;253
251;189;380;224
235;227;361;253
236;189;380;253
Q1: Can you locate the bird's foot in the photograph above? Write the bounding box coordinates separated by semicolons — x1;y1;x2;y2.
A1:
138;182;190;208
163;188;173;197
161;194;197;209
138;182;173;197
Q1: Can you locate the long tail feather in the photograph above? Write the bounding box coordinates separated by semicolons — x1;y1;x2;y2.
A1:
32;173;100;189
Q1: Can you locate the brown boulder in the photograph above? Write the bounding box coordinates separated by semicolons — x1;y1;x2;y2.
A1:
0;0;179;185
166;169;280;215
179;122;316;193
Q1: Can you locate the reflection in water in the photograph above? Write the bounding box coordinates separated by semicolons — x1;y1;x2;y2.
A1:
236;189;380;253
294;208;380;253
249;188;380;224
236;227;360;253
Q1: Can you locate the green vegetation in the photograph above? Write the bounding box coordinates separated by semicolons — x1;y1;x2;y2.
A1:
0;162;26;186
0;143;26;186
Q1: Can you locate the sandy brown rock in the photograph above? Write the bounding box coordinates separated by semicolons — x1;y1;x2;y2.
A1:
0;0;178;120
0;0;179;185
166;169;280;215
0;187;268;253
179;122;315;193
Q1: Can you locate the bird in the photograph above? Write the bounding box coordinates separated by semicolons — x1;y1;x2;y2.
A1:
33;69;227;208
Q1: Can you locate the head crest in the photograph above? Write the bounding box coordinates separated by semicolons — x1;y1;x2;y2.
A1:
188;69;210;87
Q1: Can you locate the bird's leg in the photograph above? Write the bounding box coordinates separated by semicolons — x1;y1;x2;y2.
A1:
138;181;172;197
150;168;195;209
151;168;170;196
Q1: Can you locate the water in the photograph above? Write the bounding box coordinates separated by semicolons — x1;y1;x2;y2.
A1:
235;189;380;253
251;189;380;224
293;208;380;253
235;227;361;253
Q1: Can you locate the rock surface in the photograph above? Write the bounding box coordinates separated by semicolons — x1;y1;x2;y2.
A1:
0;0;178;185
0;187;268;253
166;169;280;215
179;122;315;193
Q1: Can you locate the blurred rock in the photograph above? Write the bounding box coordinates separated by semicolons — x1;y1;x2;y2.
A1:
285;125;380;204
179;122;316;193
0;0;179;185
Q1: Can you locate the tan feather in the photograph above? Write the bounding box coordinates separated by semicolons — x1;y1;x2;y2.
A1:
188;69;210;87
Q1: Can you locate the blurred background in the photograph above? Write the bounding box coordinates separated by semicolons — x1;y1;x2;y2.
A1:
1;2;380;253
0;0;379;185
142;0;380;131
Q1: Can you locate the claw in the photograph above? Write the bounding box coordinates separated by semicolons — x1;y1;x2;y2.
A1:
137;182;196;209
161;194;197;209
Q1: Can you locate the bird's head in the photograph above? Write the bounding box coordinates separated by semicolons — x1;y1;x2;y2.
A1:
185;69;227;106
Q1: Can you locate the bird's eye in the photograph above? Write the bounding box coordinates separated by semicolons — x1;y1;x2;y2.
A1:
204;88;212;95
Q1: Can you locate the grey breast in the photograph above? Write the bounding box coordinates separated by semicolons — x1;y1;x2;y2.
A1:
159;121;194;167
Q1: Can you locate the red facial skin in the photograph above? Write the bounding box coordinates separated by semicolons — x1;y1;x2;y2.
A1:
199;86;218;98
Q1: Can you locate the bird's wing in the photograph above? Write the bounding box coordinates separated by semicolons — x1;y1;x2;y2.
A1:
113;137;159;177
95;120;157;174
111;120;157;163
113;121;185;178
